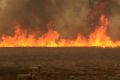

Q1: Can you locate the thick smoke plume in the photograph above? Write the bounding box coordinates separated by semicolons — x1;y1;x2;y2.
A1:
0;0;91;38
0;0;30;34
109;0;120;40
53;0;91;38
0;0;120;39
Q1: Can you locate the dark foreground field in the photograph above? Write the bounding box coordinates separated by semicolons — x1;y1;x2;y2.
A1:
0;47;120;80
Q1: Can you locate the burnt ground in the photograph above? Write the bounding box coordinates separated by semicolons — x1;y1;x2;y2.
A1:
0;47;120;80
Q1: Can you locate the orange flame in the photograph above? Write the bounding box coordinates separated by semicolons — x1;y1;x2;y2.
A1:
0;15;120;48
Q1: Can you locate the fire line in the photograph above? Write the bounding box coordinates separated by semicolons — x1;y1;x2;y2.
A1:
0;15;120;48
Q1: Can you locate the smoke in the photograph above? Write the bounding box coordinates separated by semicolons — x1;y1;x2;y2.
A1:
109;0;120;40
0;0;30;34
0;0;120;39
0;0;91;38
53;0;91;38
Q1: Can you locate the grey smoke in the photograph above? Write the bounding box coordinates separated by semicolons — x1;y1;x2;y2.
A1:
0;0;91;38
109;0;120;40
0;0;120;39
53;0;91;38
0;0;30;34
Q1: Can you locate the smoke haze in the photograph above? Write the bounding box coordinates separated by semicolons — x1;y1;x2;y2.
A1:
0;0;120;39
109;0;120;40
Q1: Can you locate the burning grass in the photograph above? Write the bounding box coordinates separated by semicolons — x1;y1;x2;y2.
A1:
0;15;120;48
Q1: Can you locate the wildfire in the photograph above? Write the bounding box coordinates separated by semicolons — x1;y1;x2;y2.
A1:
0;15;120;48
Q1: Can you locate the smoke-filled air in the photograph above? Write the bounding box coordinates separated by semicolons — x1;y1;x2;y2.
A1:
0;0;120;47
